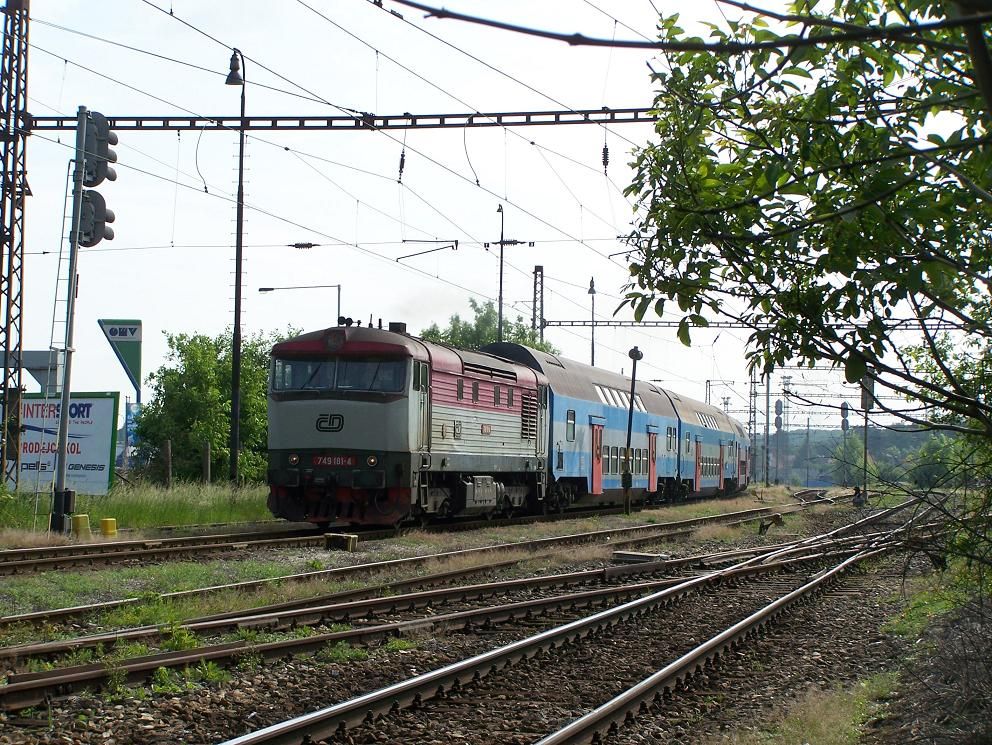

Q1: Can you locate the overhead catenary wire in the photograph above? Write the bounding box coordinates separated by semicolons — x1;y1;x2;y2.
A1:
34;2;710;374
98;6;636;270
34;7;639;279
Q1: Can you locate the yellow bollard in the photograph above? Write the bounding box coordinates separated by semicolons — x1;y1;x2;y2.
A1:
71;514;92;540
100;517;118;538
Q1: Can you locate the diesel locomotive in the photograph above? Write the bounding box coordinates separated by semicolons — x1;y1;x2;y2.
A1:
266;322;750;527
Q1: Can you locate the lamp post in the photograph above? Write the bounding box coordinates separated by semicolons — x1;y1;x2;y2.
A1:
588;277;596;366
497;204;504;342
258;284;342;324
624;346;643;515
225;48;246;483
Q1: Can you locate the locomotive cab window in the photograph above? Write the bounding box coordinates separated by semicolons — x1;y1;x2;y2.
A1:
412;361;429;391
457;379;464;400
507;388;514;407
494;386;501;406
272;358;333;391
472;381;480;402
272;356;406;393
566;410;575;441
337;359;406;392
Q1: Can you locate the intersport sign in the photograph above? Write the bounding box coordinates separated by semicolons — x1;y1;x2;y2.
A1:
8;392;119;495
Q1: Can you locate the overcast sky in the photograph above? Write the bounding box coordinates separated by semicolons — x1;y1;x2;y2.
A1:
20;1;861;430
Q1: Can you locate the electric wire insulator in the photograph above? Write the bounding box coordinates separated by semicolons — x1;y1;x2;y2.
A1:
602;144;609;172
398;149;406;183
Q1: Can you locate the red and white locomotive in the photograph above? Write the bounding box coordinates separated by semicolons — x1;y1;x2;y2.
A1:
267;323;549;526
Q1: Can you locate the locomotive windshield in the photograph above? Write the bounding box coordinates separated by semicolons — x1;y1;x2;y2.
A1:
272;357;406;393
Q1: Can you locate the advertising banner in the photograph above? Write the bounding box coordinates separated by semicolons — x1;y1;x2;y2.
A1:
9;391;119;495
125;402;141;446
98;319;142;398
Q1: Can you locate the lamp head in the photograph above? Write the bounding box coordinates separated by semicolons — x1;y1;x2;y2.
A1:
588;277;596;295
225;50;244;86
496;204;503;214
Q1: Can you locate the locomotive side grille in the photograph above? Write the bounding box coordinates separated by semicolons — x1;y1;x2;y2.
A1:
463;362;517;382
521;392;538;440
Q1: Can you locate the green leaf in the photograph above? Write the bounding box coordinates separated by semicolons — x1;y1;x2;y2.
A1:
844;354;867;384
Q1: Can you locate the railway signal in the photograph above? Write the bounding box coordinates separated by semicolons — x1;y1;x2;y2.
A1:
82;111;118;187
841;401;850;431
78;190;115;247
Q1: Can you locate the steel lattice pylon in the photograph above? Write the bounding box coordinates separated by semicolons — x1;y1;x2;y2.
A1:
0;0;30;486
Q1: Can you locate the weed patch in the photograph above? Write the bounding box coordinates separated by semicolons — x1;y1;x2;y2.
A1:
317;641;369;663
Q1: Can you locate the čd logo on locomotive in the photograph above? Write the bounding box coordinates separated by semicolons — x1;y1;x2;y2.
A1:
315;413;345;432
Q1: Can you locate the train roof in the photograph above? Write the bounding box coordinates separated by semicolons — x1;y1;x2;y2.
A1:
272;327;546;388
483;342;749;442
272;326;432;360
482;342;678;418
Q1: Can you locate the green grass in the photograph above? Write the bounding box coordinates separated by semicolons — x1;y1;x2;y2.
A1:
715;673;899;745
0;480;271;533
384;638;418;652
317;641;369;663
0;556;297;620
882;575;967;638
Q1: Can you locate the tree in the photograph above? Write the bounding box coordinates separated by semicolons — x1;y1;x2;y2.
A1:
421;299;559;353
623;1;992;439
135;329;288;483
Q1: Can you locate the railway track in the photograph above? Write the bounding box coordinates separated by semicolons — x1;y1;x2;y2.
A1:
0;532;876;670
216;543;891;744
0;528;327;575
0;544;862;712
0;501;912;714
0;497;842;629
0;491;836;576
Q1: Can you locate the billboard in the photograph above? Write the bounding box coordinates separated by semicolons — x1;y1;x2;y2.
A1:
9;392;119;495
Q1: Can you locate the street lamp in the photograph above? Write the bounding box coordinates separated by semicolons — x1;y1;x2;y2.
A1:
225;48;246;484
497;204;504;342
623;345;644;515
258;284;342;324
588;277;596;366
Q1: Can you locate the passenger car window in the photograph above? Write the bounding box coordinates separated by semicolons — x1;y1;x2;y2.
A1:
566;410;575;441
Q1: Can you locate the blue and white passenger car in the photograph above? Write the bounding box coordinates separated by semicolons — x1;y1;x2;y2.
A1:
483;344;750;508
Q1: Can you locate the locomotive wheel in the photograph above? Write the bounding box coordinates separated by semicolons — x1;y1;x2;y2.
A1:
500;497;514;519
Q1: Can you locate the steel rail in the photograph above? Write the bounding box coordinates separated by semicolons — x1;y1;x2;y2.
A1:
0;498;807;576
0;533;330;575
0;550;853;713
535;549;889;744
3;534;876;665
214;543;882;744
0;501;822;627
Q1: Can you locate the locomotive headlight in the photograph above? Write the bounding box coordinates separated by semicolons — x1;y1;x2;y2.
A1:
367;455;378;467
288;454;300;466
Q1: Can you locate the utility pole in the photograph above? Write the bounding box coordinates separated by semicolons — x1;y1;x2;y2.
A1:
781;375;792;483
487;205;532;343
588;277;596;366
764;373;771;486
623;346;643;515
532;265;545;342
53;107;88;532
